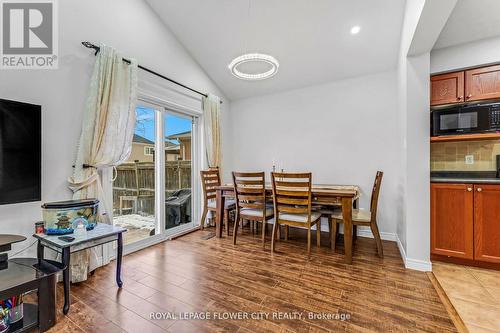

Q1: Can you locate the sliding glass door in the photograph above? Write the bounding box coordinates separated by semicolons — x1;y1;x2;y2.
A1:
112;105;158;246
111;100;199;250
164;111;195;234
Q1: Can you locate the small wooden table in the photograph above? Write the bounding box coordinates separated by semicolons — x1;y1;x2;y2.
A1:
33;224;126;314
214;184;360;264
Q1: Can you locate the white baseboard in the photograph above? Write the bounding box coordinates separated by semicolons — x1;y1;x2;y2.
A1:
326;221;397;241
355;227;397;241
356;228;432;271
406;257;433;271
335;222;432;272
396;235;407;267
396;235;432;272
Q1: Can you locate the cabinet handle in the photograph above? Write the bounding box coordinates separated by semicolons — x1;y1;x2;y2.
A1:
466;94;472;99
457;96;463;100
467;187;472;192
477;188;482;192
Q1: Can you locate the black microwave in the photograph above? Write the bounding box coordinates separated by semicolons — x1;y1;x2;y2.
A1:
432;102;500;136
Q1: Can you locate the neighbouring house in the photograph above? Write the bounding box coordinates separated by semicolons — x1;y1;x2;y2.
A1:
128;134;155;163
166;131;191;161
127;133;181;163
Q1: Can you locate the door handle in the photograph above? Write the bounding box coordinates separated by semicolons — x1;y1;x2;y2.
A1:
467;187;472;192
477;188;482;192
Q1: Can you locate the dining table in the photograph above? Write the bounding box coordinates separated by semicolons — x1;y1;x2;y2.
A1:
214;183;360;264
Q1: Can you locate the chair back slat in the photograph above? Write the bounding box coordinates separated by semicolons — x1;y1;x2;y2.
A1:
277;205;308;214
232;172;267;216
201;168;221;205
274;180;310;188
370;171;383;220
237;194;264;202
275;189;309;197
272;172;313;223
239;202;264;209
273;172;310;179
235;179;263;185
236;187;264;194
276;197;309;205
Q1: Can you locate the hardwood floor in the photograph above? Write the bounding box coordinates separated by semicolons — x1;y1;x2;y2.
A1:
46;227;457;333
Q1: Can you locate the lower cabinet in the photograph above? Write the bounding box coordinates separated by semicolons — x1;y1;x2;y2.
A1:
474;185;500;264
431;183;500;264
431;183;474;259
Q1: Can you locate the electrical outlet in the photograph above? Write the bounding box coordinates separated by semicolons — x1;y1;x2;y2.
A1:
465;155;474;165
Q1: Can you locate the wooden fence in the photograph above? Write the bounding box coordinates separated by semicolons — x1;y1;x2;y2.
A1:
113;161;191;215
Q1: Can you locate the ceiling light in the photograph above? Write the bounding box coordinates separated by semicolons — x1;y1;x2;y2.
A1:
228;53;279;80
350;25;361;35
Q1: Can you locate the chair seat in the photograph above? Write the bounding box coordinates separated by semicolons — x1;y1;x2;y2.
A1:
207;199;235;209
331;209;371;223
240;206;273;217
278;212;321;223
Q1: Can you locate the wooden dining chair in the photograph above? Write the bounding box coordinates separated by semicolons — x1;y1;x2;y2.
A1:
331;171;384;257
232;172;274;248
271;172;322;258
200;168;235;234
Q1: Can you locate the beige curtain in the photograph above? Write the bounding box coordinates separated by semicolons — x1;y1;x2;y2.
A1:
67;44;138;282
202;94;222;170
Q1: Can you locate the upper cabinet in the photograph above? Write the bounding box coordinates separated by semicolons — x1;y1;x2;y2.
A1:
431;64;500;106
431;72;464;106
465;65;500;102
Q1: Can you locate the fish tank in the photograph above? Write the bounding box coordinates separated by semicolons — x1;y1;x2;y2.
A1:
41;199;99;235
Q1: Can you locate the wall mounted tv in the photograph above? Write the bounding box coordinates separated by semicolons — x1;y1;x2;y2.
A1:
0;99;41;205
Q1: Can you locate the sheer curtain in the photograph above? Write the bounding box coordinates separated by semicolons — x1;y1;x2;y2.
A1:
67;44;138;282
202;94;222;170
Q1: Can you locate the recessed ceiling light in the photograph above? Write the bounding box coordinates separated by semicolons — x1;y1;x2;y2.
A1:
350;25;361;35
228;53;279;80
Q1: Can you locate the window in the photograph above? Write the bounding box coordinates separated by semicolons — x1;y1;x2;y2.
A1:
144;146;155;156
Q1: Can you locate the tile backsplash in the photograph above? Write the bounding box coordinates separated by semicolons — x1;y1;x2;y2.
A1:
431;139;500;171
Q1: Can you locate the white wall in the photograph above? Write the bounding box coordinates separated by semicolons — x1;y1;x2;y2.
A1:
0;0;229;257
404;53;431;268
396;0;426;259
226;71;401;238
396;0;456;271
431;36;500;74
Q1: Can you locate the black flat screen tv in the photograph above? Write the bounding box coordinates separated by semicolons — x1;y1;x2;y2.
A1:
0;99;41;205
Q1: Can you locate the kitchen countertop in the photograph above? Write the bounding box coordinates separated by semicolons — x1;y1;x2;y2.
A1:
431;177;500;184
430;171;500;184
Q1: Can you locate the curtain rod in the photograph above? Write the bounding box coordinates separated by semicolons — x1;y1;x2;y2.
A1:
81;41;222;104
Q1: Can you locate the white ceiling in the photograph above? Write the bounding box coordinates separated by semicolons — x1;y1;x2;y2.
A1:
434;0;500;50
146;0;405;100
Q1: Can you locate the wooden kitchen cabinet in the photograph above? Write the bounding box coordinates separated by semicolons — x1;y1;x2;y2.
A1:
473;184;500;264
465;64;500;102
430;71;464;106
430;64;500;106
431;183;474;259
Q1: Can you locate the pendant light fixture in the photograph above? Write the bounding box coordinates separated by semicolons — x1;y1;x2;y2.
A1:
227;0;279;80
